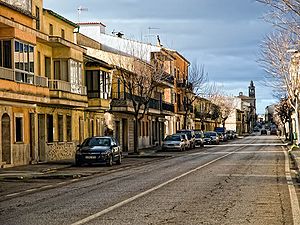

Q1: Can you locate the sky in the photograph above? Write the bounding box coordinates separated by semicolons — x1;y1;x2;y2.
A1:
44;0;275;114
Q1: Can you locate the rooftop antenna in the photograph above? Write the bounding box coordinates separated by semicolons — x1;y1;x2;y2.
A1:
77;6;88;23
144;27;160;44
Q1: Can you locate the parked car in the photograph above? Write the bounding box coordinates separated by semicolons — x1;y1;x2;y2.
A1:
195;131;204;147
226;130;236;139
176;129;196;149
177;133;189;149
261;129;267;135
204;131;220;145
253;127;260;132
162;134;186;151
203;132;212;145
75;136;122;166
217;132;228;142
270;128;277;135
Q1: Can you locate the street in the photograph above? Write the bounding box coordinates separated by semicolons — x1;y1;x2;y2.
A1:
0;134;299;225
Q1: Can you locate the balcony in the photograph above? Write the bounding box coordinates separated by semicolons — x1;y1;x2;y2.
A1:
49;80;87;95
35;76;48;87
159;74;174;88
162;101;174;113
0;67;14;81
111;92;174;114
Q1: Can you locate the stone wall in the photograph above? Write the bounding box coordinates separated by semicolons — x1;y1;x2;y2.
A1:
47;142;76;161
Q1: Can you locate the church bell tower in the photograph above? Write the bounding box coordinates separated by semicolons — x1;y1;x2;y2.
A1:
249;80;255;98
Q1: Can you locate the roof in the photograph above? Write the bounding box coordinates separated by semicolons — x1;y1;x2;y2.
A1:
84;54;113;69
165;48;190;65
77;22;106;27
43;9;78;28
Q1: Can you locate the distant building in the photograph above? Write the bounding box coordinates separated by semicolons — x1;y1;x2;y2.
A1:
236;81;256;132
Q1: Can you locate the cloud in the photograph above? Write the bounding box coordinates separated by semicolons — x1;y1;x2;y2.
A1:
43;0;274;113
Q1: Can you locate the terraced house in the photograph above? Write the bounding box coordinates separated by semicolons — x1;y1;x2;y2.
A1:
0;0;87;167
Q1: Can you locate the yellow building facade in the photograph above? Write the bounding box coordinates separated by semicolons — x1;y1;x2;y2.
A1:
0;0;88;167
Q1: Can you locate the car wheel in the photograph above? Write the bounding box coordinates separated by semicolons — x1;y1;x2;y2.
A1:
75;160;81;167
106;155;113;166
116;154;122;165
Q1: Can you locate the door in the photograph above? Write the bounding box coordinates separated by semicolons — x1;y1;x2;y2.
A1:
122;119;128;151
2;114;11;164
29;113;35;161
38;114;46;162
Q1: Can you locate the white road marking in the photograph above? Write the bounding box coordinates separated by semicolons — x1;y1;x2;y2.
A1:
71;145;248;225
282;147;300;225
211;143;288;147
5;192;21;197
190;151;282;156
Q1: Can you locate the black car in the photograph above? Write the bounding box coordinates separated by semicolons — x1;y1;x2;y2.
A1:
261;129;267;135
75;136;122;166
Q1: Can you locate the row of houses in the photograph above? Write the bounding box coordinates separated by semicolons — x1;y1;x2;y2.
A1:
0;0;255;167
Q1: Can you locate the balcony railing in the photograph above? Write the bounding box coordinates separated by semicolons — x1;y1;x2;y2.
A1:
35;76;48;87
111;92;174;112
162;101;174;112
49;80;87;95
0;67;14;81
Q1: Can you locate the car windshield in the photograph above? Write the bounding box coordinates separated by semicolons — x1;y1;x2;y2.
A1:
204;133;211;138
165;135;181;141
82;138;111;147
195;133;202;138
177;131;191;139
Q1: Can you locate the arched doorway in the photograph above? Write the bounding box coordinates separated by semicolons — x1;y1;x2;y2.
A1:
2;113;11;164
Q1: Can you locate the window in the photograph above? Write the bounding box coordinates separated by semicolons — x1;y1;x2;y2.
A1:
15;117;23;142
37;51;41;75
36;6;40;30
45;57;51;78
49;24;53;35
66;115;72;142
3;40;12;68
47;114;53;143
89;119;94;137
61;29;65;39
14;40;34;84
54;59;68;81
58;115;64;142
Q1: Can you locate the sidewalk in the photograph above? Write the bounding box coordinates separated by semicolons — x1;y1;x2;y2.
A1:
0;147;163;180
280;136;300;182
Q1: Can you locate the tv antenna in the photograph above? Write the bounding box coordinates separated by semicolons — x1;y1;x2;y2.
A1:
77;6;88;23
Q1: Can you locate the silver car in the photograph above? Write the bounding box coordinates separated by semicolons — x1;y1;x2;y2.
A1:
162;134;186;151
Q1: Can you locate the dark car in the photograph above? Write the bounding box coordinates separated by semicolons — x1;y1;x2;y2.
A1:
204;131;220;145
253;127;260;132
261;129;267;135
270;128;277;135
195;131;204;147
176;129;196;149
75;136;122;166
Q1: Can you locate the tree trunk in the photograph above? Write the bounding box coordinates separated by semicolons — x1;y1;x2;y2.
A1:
295;98;300;145
183;110;188;129
133;115;139;154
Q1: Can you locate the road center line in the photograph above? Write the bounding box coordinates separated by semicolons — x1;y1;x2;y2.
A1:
282;147;300;225
70;145;249;225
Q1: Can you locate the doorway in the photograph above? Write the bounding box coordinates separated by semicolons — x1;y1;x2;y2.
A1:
38;114;46;162
1;113;11;164
122;119;128;151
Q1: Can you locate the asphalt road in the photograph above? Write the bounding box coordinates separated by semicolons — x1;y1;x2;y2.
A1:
0;135;299;225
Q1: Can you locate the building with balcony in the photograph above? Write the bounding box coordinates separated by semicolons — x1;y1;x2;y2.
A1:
193;97;219;131
0;0;88;167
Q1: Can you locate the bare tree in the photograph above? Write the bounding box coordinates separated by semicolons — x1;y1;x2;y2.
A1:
274;97;293;140
257;0;300;143
208;89;235;128
183;63;209;129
